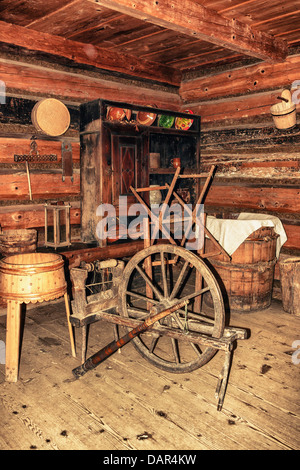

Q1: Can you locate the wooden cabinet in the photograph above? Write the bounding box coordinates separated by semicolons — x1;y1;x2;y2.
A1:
80;99;201;243
111;134;147;206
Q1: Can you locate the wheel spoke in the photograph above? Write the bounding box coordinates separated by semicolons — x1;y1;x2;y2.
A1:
135;264;163;301
149;334;160;353
126;290;158;305
170;312;203;358
126;306;151;320
189;342;203;358
177;308;215;325
169;260;189;300
160;251;168;298
171;337;180;364
164;315;180;364
178;286;210;303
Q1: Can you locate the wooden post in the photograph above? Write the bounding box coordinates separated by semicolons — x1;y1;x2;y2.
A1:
279;257;300;315
54;206;58;247
194;213;206;313
143;217;153;311
5;300;22;382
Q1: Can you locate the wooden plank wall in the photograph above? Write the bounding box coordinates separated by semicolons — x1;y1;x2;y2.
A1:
180;53;300;127
0;96;81;244
180;55;300;282
0;53;180;246
199;127;300;251
1;50;299;260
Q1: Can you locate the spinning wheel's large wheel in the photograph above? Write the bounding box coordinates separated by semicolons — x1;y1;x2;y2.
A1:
119;245;225;373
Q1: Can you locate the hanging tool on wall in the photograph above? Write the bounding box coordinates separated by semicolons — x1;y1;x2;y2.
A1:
25;159;32;201
61;141;73;182
14;136;57;201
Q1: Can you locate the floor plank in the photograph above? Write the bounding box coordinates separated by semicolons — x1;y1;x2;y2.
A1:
0;298;299;451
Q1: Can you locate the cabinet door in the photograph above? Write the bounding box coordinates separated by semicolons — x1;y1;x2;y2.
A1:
111;135;146;205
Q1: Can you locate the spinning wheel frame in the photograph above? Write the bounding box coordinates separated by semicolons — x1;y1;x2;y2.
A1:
119;244;225;373
71;165;247;410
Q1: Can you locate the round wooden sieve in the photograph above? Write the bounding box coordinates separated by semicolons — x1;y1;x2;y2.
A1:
31;98;70;136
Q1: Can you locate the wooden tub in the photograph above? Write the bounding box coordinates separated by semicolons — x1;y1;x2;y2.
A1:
204;227;278;312
0;252;66;304
0;229;37;256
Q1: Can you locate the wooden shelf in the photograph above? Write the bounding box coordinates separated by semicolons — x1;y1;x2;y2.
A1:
100;99;201;135
102;119;200;136
149;168;198;175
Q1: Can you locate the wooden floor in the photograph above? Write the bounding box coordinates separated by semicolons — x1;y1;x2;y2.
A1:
0;298;299;450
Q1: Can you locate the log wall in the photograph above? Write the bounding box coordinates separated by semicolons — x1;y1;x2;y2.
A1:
180;57;300;283
199;126;300;252
0;96;81;245
180;52;300;128
1;51;299;263
0;54;180;247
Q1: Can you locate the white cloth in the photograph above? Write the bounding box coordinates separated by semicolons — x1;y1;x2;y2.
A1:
206;213;287;258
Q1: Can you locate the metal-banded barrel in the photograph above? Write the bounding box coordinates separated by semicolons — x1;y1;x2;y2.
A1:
205;227;279;312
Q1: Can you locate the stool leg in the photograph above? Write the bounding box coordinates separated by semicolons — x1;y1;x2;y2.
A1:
81;324;89;363
5;300;22;382
64;293;76;358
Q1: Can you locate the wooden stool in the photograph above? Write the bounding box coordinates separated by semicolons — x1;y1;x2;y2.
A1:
0;253;76;382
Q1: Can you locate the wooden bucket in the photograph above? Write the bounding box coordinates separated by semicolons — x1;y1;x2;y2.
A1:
0;253;66;304
279;257;300;315
270;101;296;129
204;227;278;312
0;229;37;256
31;98;70;136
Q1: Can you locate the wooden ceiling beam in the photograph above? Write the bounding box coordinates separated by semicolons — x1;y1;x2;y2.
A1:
87;0;288;62
0;21;181;86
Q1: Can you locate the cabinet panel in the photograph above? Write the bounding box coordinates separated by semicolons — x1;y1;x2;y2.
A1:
111;135;145;205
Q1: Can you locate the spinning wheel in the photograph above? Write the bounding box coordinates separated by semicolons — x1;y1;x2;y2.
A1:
71;165;248;410
119;244;225;373
118;165;229;372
